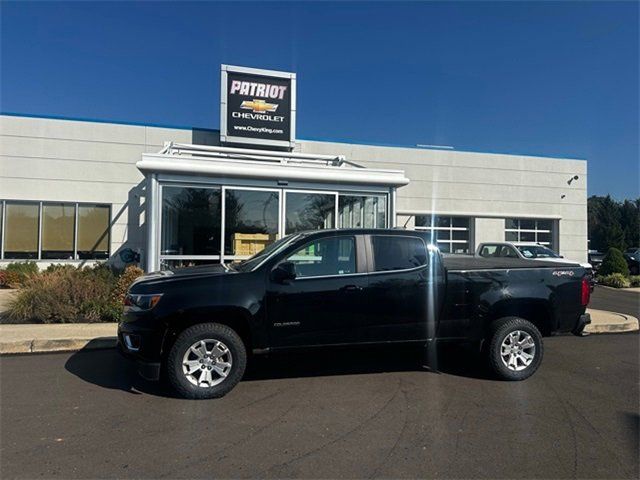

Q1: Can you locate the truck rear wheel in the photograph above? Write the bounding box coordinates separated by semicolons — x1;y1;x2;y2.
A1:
487;317;543;381
166;323;246;399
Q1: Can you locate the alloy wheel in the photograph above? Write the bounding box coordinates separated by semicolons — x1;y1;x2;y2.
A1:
500;330;536;371
182;339;233;387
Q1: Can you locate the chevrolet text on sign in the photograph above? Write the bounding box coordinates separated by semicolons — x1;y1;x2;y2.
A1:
221;65;296;148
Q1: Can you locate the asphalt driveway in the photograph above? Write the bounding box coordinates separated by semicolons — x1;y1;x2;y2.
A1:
1;333;638;479
590;286;640;318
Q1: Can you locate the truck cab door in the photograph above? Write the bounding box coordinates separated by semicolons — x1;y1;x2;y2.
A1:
266;234;368;348
360;235;434;343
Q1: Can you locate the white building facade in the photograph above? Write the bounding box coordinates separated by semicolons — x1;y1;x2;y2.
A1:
0;114;588;271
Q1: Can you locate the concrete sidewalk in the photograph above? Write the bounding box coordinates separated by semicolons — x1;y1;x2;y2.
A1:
0;309;637;354
0;323;117;354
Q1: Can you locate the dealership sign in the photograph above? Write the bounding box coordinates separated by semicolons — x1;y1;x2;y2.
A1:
220;65;296;148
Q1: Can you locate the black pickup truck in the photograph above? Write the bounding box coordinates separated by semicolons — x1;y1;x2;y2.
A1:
118;229;591;399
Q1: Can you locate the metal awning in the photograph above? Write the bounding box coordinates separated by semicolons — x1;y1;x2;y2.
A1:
137;142;409;187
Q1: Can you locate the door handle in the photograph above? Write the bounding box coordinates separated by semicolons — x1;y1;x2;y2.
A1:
340;285;363;292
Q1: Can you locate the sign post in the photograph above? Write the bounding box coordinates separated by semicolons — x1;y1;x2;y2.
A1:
220;65;296;149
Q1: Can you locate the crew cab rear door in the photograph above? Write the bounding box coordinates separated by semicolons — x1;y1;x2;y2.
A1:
266;234;368;348
360;234;432;343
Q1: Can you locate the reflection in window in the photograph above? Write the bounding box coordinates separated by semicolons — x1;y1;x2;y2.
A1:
77;205;110;259
225;189;279;257
42;204;75;259
371;236;427;271
162;187;221;256
4;203;39;259
338;194;387;228
160;258;219;270
414;215;470;254
285;192;335;234
286;236;356;277
504;218;555;247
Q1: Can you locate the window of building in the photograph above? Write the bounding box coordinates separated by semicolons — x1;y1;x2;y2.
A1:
0;201;110;260
285;236;356;277
505;218;554;247
338;194;387;228
285;192;335;234
3;202;39;259
371;235;427;271
42;203;75;259
224;188;279;258
161;186;222;257
77;205;110;259
414;215;471;254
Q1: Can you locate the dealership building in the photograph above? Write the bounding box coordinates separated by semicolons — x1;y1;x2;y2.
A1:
0;66;588;271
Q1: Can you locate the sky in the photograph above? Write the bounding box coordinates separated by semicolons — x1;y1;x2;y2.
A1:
1;1;638;199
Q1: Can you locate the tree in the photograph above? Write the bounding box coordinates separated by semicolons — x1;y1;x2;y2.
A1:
588;195;639;252
620;199;640;249
598;247;630;277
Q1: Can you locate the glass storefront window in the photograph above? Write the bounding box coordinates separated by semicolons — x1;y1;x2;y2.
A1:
338;194;387;228
160;258;220;270
42;204;75;259
161;187;221;256
77;205;110;259
4;202;39;259
224;189;279;257
285;192;335;234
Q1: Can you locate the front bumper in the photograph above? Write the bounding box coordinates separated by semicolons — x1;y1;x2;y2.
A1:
117;315;165;381
117;341;162;381
572;312;591;336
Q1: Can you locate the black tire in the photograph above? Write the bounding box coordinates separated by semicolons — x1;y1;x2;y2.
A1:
487;317;543;381
166;323;246;399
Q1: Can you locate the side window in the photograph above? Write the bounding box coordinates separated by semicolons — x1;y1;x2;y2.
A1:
371;236;427;272
500;246;518;258
480;245;498;257
286;236;356;278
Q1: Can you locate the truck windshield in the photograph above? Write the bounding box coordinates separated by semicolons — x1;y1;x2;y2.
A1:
232;234;302;272
516;245;560;259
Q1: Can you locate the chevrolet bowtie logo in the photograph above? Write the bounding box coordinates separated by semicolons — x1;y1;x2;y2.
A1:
240;99;278;113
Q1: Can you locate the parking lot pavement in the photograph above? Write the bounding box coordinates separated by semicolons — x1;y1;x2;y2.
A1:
590;286;640;318
1;334;638;479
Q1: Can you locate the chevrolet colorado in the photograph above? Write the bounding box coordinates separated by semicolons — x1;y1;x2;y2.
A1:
118;229;591;399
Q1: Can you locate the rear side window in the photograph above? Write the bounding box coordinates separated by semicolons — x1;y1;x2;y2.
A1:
371;236;427;272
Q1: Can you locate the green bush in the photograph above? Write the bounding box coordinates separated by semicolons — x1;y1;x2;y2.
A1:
598;248;630;277
629;276;640;288
5;264;144;324
597;273;631;289
0;261;39;287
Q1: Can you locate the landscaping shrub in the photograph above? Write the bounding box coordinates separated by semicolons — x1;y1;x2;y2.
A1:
598;247;630;277
597;273;631;289
111;265;144;307
629;276;640;288
5;263;144;324
0;261;39;287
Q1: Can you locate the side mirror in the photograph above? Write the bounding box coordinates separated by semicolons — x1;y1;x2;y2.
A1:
271;261;297;284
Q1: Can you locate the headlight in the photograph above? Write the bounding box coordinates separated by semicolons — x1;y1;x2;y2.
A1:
124;293;163;311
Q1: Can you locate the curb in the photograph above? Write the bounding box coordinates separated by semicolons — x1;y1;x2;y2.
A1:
0;336;117;354
1;309;637;355
585;309;639;334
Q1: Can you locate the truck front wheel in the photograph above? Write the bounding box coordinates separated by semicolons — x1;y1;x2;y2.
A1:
487;317;543;381
166;323;247;399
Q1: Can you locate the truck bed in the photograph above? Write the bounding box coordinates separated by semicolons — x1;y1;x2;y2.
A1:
442;255;581;271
